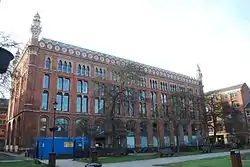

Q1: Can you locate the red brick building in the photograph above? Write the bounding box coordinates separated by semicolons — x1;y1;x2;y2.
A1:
6;14;206;151
207;83;250;143
0;98;8;149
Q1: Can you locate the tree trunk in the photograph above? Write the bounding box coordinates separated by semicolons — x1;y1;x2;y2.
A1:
174;125;180;153
212;127;217;145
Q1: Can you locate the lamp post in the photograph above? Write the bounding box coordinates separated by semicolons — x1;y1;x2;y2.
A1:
48;101;57;167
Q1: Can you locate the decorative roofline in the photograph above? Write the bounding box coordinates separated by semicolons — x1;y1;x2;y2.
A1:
38;38;200;85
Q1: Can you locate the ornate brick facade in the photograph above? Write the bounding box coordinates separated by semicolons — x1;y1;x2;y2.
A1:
5;14;206;151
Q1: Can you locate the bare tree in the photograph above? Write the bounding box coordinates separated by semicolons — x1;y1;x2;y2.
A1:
0;32;20;97
203;92;224;144
164;92;194;152
203;92;248;144
79;62;146;148
222;99;248;144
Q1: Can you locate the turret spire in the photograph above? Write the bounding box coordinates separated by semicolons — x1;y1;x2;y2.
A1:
30;12;42;45
196;64;202;81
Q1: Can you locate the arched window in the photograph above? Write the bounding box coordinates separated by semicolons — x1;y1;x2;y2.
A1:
67;62;72;73
81;65;85;76
103;69;106;79
77;64;81;75
56;92;63;111
7;123;11;145
55;118;69;137
77;80;82;93
95;68;99;77
11;120;16;145
140;122;148;148
40;117;48;137
164;123;170;146
45;57;51;69
63;93;69;112
76;96;82;112
63;61;67;72
99;69;102;77
42;91;49;111
86;66;90;77
16;117;21;145
58;60;62;71
75;119;88;137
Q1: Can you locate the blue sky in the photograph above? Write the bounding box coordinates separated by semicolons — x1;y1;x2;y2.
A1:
1;0;250;93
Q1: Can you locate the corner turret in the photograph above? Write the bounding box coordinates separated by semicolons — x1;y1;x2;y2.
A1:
196;64;202;81
30;13;42;45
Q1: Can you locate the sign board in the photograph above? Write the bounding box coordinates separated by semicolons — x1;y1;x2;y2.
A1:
64;142;73;148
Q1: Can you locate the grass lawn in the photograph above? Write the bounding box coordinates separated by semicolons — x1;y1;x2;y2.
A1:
80;151;201;163
0;160;48;167
154;156;250;167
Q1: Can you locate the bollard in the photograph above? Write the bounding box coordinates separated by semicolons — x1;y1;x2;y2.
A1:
230;149;242;167
91;150;98;163
48;152;56;167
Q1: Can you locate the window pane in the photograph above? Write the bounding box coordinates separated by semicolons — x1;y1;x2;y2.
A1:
42;92;48;111
82;66;85;76
55;118;68;137
100;99;104;113
43;75;50;89
58;60;62;71
41;117;47;123
83;96;88;113
125;101;129;113
40;124;47;137
63;62;67;72
76;96;82;112
86;66;89;76
67;62;72;73
63;94;69;112
63;79;70;92
45;58;51;69
77;64;81;74
95;98;99;113
102;69;106;79
83;81;88;93
77;81;82;93
57;77;63;90
56;94;62;111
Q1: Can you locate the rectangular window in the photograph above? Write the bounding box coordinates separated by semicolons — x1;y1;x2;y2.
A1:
63;95;69;112
100;99;104;113
83;81;88;93
115;102;120;114
42;91;49;111
95;98;99;113
77;81;82;93
57;77;63;90
83;96;88;113
43;75;50;89
76;96;81;112
63;78;70;92
56;94;62;111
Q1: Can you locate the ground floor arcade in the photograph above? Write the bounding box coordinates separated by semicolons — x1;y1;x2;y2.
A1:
5;112;207;152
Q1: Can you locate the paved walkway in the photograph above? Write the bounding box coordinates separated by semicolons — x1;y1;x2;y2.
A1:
41;149;250;167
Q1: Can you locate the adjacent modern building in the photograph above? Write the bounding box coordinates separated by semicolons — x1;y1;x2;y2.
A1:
0;98;8;149
6;14;206;151
207;83;250;144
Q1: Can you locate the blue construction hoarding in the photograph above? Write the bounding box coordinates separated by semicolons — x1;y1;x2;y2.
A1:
33;137;90;160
